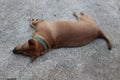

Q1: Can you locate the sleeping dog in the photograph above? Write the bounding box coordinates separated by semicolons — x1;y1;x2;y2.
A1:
13;12;112;62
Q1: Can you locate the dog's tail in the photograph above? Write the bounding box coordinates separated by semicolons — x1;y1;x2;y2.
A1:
98;30;112;50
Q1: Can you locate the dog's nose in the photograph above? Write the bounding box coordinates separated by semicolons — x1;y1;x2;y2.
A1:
13;48;17;54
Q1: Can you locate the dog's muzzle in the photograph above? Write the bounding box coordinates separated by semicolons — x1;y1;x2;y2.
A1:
13;47;17;54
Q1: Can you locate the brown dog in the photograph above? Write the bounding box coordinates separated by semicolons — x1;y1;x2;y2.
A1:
13;12;112;62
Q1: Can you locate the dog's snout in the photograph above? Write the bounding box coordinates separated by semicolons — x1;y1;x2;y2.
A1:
13;47;17;54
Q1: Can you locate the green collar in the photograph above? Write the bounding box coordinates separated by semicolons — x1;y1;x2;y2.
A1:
33;37;48;50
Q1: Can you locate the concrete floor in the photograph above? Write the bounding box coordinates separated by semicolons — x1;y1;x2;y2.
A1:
0;0;120;80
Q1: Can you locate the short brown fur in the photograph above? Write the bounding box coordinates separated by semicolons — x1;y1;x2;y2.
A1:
13;12;112;62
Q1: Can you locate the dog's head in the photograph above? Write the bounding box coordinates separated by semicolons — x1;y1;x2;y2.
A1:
13;39;45;62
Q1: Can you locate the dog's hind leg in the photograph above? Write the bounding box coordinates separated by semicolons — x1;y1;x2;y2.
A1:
73;11;89;21
73;12;81;21
80;11;89;17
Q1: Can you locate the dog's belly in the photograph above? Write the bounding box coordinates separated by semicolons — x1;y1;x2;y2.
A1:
52;21;99;48
55;34;96;48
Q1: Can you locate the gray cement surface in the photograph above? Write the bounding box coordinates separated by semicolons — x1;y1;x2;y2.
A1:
0;0;120;80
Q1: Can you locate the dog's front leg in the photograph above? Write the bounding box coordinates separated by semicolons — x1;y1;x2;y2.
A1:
30;19;39;29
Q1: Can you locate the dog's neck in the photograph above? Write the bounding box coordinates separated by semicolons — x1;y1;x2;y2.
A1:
33;36;48;50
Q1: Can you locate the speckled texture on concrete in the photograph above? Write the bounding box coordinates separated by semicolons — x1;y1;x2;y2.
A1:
0;0;120;80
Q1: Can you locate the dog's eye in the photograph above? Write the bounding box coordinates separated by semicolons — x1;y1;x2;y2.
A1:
21;46;26;50
21;44;29;50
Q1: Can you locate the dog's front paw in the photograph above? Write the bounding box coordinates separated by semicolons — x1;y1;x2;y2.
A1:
32;19;39;21
31;19;39;24
30;19;39;28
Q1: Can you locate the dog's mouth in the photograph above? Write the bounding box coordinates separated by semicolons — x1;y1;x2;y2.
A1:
13;47;31;57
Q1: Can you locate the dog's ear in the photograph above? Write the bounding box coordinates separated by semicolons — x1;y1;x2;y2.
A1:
31;56;38;63
28;39;35;46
